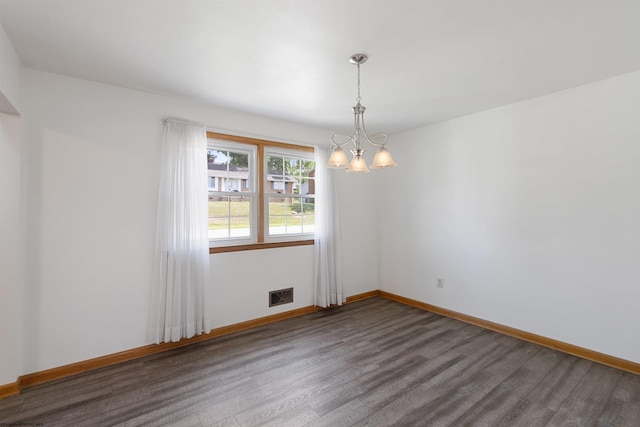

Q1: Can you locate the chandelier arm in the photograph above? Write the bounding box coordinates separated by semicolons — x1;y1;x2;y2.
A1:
366;133;389;147
331;133;357;147
359;113;389;147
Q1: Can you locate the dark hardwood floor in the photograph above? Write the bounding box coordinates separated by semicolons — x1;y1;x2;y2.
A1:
1;297;639;426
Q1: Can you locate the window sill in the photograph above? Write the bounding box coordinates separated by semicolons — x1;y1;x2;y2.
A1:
209;239;314;254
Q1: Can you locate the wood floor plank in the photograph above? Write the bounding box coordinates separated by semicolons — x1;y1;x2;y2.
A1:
234;350;424;427
352;340;516;426
608;401;640;426
0;395;23;421
2;297;639;427
358;344;467;407
254;403;319;427
498;353;593;426
497;401;555;427
194;378;300;425
160;414;205;427
612;372;640;406
307;353;432;417
545;362;623;426
304;399;370;427
199;415;240;427
400;370;508;426
449;343;545;426
417;323;486;359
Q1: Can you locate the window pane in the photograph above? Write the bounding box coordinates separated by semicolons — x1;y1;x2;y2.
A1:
284;224;303;234
269;216;287;235
266;154;315;196
287;158;299;175
267;155;283;194
300;178;314;195
268;196;314;236
268;197;287;235
223;178;242;192
228;151;248;168
208;149;227;167
268;156;284;175
291;177;301;194
287;199;303;234
302;213;315;233
299;160;315;177
289;199;303;214
208;195;251;239
209;149;251;192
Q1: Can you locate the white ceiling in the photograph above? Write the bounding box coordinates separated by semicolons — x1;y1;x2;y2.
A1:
1;0;640;134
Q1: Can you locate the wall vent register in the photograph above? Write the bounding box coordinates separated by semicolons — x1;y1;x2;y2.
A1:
269;288;293;307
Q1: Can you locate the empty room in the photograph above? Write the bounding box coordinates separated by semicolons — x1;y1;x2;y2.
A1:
1;1;639;426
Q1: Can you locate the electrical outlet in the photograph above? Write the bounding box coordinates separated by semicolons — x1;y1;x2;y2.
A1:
437;277;444;288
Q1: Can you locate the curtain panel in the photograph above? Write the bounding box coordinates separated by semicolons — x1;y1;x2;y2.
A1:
313;145;344;307
148;118;213;343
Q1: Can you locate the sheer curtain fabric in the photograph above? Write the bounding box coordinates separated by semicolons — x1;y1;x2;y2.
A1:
314;145;344;307
148;118;213;343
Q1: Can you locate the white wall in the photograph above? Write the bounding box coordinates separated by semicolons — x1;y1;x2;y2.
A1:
0;24;21;113
21;69;379;374
210;246;314;325
0;22;24;386
380;71;640;363
335;173;380;296
0;113;24;385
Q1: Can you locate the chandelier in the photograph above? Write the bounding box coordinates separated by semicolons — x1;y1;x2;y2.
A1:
326;54;397;173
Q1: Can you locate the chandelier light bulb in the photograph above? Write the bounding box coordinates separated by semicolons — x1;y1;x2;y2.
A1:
326;146;350;169
370;146;397;169
346;155;370;173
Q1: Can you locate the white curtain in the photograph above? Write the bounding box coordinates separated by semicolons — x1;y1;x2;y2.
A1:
314;145;344;307
148;118;213;343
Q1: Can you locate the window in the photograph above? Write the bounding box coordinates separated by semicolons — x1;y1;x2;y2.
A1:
207;132;315;251
265;148;315;238
207;142;256;245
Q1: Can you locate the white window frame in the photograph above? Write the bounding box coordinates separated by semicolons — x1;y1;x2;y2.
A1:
263;147;316;243
207;140;257;248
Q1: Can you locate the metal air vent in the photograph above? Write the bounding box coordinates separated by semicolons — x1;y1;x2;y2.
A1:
269;288;293;307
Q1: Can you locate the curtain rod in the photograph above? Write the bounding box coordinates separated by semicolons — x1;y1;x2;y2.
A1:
162;117;205;127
